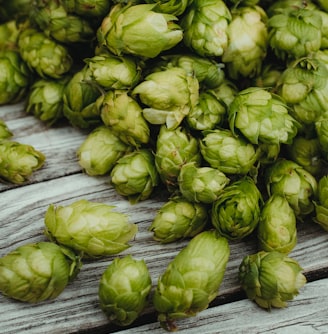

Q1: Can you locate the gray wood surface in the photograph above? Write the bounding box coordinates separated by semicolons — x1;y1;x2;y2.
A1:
0;103;327;334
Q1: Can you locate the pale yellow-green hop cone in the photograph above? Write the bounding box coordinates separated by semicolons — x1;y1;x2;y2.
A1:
315;111;328;156
17;27;73;79
154;125;202;192
97;3;183;58
132;66;199;130
178;162;230;204
77;125;130;176
0;50;31;105
228;87;299;146
99;255;152;327
26;76;70;126
153;230;230;331
156;53;225;89
265;158;318;218
99;89;150;147
0;140;45;184
0;20;20;51
313;175;328;231
211;177;263;241
180;0;232;57
44;199;138;258
85;51;142;90
222;5;268;80
110;149;160;204
238;250;306;309
186;89;227;131
199;128;259;175
0;119;13;140
257;194;297;254
277;57;328;129
268;5;322;61
62;65;102;129
0;241;82;303
149;197;208;243
30;0;95;44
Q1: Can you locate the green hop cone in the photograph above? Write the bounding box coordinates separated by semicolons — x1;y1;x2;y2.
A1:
0;119;13;140
313;175;328;231
277;57;328;129
257;194;297;254
18;27;73;79
98;255;152;327
238;250;307;309
0;242;81;303
178;162;230;204
0;0;32;21
157;53;225;89
154;125;202;192
0;20;20;51
268;5;322;60
210;79;238;110
77;125;130;176
44;199;138;258
132;67;199;130
0;140;45;184
0;50;31;105
228;87;299;146
180;0;232;57
286;135;325;177
110;149;160;204
26;76;70;126
186;89;227;131
211;177;263;241
30;0;95;44
99;89;150;147
265;158;318;217
149;197;208;243
222;5;268;80
97;3;183;58
144;0;190;16
200;128;259;175
62;65;102;129
153;230;230;331
85;52;142;90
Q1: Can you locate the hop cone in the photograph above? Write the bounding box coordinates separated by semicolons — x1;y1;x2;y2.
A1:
313;175;328;231
265;158;318;217
211;177;263;240
0;140;45;184
44;199;138;258
239;251;306;309
26;76;70;125
97;3;183;58
180;0;232;57
99;255;152;326
0;119;13;140
18;27;73;79
77;125;130;176
257;195;297;254
110;149;160;204
0;242;81;303
200;128;259;175
153;230;230;331
0;50;31;105
154;125;202;191
149;197;208;243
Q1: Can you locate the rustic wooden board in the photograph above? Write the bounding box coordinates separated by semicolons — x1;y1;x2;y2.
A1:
0;104;327;333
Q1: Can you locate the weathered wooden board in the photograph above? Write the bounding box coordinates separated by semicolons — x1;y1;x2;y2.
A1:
0;104;327;334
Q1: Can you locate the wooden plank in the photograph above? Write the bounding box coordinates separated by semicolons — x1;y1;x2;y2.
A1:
0;173;327;333
0;102;88;192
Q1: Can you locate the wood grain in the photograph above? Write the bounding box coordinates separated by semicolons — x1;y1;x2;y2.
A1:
0;104;327;333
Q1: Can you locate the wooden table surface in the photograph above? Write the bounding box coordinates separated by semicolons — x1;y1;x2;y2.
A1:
1;102;328;334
